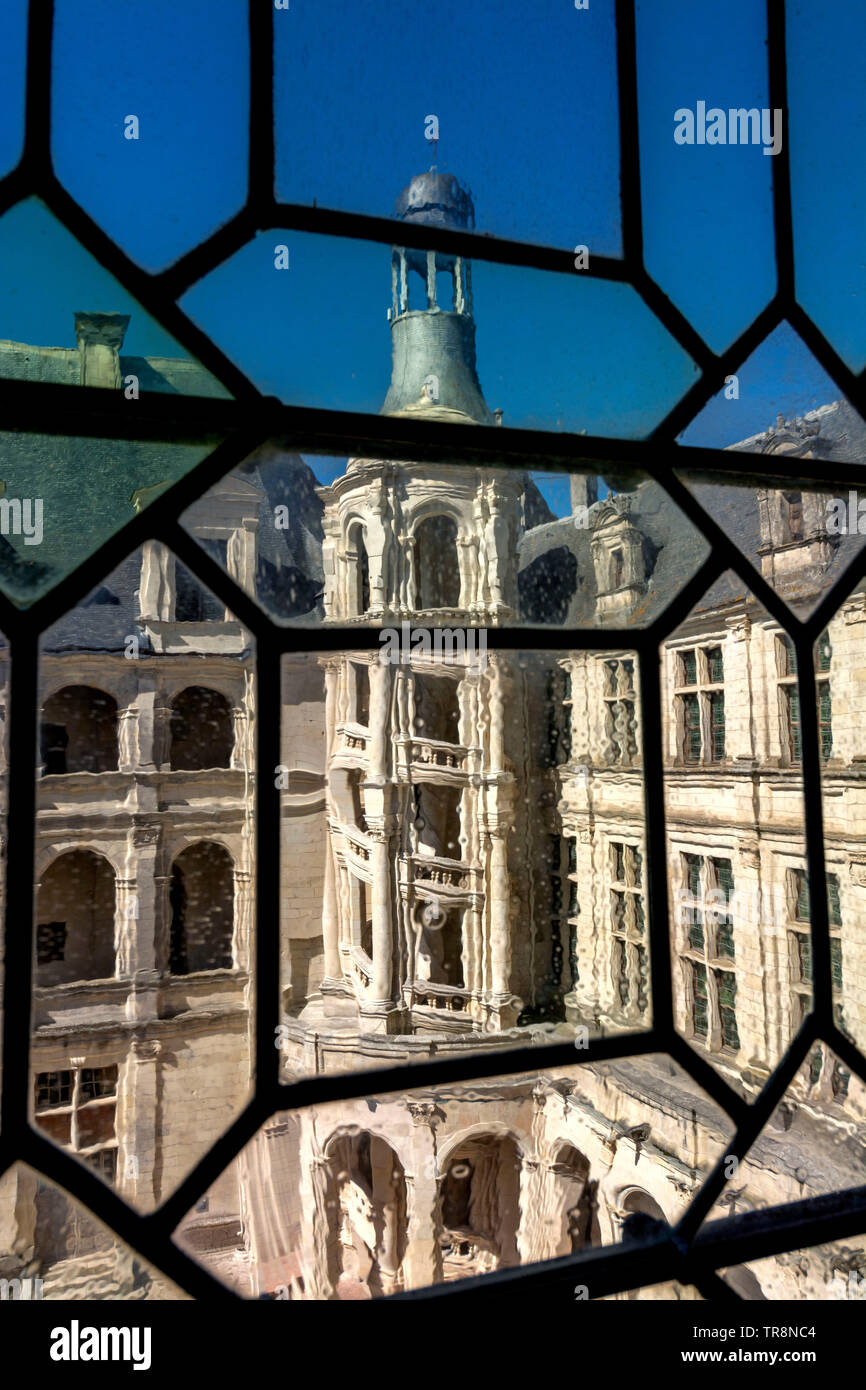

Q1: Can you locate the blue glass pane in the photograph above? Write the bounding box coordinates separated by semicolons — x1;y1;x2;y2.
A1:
678;322;861;461
0;0;27;180
274;0;622;256
788;2;866;372
636;0;776;352
0;199;231;397
51;0;249;272
181;228;697;436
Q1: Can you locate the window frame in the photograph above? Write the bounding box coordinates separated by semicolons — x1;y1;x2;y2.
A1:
0;0;862;1307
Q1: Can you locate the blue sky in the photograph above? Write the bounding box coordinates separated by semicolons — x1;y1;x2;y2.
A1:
0;0;862;511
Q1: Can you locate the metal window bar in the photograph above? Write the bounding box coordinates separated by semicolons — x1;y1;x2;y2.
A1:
0;0;862;1305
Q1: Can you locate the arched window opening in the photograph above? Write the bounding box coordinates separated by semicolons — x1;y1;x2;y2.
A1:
414;515;460;610
323;1131;407;1299
36;850;116;986
439;1134;521;1278
347;523;370;616
170;687;233;771
40;686;118;776
169;841;234;975
549;1144;598;1253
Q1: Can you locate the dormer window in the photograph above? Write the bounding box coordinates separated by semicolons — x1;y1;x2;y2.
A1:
611;548;624;588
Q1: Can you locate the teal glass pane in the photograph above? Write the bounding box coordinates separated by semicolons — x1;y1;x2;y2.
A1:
788;2;866;371
635;0;776;352
180;228;698;436
274;0;621;256
0;430;222;606
51;0;249;272
0;200;232;398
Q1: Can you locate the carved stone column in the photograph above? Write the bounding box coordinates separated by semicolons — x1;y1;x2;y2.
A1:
119;1039;162;1212
123;824;165;1024
402;1102;443;1291
232;868;252;972
367;660;391;782
230;706;248;770
368;834;393;1007
321;832;341;983
138;541;173;623
117;708;139;774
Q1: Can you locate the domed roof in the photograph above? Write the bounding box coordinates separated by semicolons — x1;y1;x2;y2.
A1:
394;170;475;229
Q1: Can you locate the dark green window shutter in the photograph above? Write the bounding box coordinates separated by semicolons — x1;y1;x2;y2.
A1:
831;939;843;990
707;646;724;682
716;971;739;1050
819;682;832;761
798;931;812;984
692;963;708;1038
682;650;697;685
787;686;802;762
710;692;725;760
796;870;810;921
828;874;841;927
782;636;798;676
684;694;701;761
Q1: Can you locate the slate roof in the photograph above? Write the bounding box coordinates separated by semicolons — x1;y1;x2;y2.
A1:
517;398;866;627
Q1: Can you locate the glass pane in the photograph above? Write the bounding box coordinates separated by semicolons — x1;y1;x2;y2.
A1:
706;1046;865;1299
788;2;866;372
0;1163;188;1299
0;199;232;395
0;428;224;607
679;321;866;468
177;1054;732;1297
818;620;864;1055
181;448;709;630
279;646;648;1075
0;0;27;180
180;227;698;435
51;0;249;272
636;0;776;352
664;576;808;1091
275;0;622;256
32;553;255;1208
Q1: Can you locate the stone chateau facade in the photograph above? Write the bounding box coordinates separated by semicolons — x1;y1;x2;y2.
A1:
0;170;864;1302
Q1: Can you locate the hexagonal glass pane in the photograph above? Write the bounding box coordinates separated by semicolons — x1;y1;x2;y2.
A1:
180;229;698;435
705;1043;866;1299
0;199;232;396
177;1055;732;1298
279;645;648;1075
663;576;809;1093
32;551;255;1209
788;4;866;373
0;0;27;181
275;0;622;256
51;0;249;271
0;1163;188;1300
678;322;866;468
181;448;709;630
636;0;776;352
